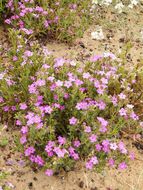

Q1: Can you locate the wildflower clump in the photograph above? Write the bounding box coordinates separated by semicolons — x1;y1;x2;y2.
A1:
3;0;92;42
1;33;142;175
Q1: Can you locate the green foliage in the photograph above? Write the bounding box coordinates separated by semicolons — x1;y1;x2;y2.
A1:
3;0;92;42
1;33;142;174
0;137;8;147
0;171;9;181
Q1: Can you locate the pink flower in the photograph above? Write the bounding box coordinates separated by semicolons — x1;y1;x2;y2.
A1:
60;105;65;111
69;117;77;125
130;112;139;121
97;101;106;110
16;120;22;126
72;153;79;160
23;28;33;35
129;152;135;160
45;145;52;153
118;93;126;100
45;141;55;153
86;161;93;170
34;115;41;124
35;6;43;12
54;57;65;68
24;50;33;57
20;103;27;110
5;19;11;24
44;20;49;28
35;79;46;87
0;96;4;103
53;147;67;158
73;140;81;147
99;126;107;133
58;136;66;145
30;155;36;163
3;106;9;112
118;141;127;154
64;81;72;88
101;77;108;84
28;84;37;94
108;158;115;167
11;106;16;111
20;136;27;144
84;126;91;133
42;64;50;69
97;117;108;127
95;144;102;152
21;126;28;134
48;76;55;82
89;134;97;143
94;79;100;88
36;123;43;129
118;162;127;170
35;155;44;166
96;86;105;95
75;79;83;86
56;80;63;87
50;83;57;91
90;55;102;62
64;93;69;99
102;140;110;153
47;151;54;157
90;156;98;165
13;56;18;61
111;95;118;106
76;101;88;110
44;106;53;114
45;169;53;176
25;146;35;156
69;147;75;154
119;108;127;116
45;141;55;157
110;142;118;150
83;72;91;79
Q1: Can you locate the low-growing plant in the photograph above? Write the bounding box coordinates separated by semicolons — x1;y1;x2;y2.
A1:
3;0;92;42
0;137;9;147
0;171;9;181
0;0;7;18
0;33;142;175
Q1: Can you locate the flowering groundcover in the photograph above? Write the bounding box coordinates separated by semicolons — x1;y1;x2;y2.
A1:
0;33;142;176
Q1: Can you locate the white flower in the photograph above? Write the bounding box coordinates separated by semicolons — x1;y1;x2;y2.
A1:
130;0;139;5
110;143;118;150
103;52;116;59
128;4;133;8
91;26;104;40
127;104;134;109
115;2;124;13
140;29;143;39
70;60;76;66
92;0;98;4
128;0;139;9
102;0;112;6
43;46;51;56
0;72;5;80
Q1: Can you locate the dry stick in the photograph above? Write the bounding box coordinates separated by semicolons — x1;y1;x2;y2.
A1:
83;171;89;189
113;169;134;190
132;168;143;190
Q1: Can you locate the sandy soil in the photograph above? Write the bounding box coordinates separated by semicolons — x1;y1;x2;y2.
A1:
46;7;143;65
1;5;143;190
